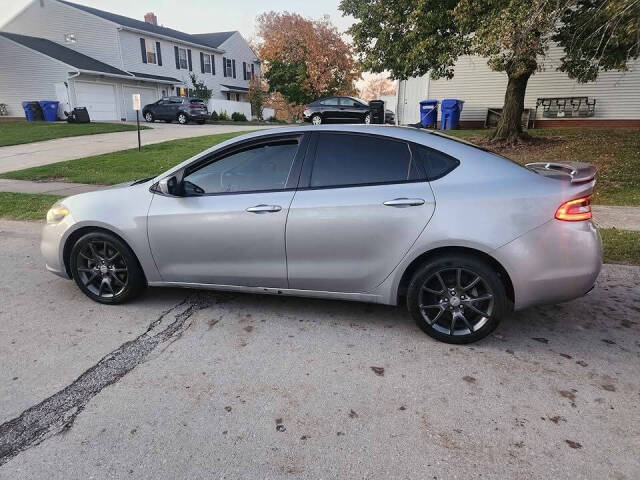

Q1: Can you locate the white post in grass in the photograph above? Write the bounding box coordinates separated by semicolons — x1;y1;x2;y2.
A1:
132;94;141;151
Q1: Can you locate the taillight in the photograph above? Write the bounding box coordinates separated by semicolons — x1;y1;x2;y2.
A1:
555;195;592;221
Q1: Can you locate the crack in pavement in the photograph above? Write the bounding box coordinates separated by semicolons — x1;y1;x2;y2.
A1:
0;293;212;467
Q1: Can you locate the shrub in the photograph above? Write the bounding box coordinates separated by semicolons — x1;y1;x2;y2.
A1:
266;115;286;124
210;110;219;121
231;112;247;122
218;111;229;121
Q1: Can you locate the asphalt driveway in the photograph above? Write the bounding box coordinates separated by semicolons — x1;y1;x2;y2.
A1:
1;219;639;479
0;122;276;174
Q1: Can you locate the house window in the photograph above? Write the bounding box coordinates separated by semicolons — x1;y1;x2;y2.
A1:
178;48;188;69
64;33;76;44
145;39;157;64
223;58;235;77
203;54;211;73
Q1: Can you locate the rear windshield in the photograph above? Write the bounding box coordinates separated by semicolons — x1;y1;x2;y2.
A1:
188;99;205;104
428;130;529;170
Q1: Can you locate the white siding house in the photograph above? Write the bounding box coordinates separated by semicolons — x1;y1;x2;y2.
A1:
0;34;72;118
0;0;263;121
397;46;640;127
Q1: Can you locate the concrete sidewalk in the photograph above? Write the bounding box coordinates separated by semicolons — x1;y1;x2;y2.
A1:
0;178;105;196
2;177;639;231
0;122;276;174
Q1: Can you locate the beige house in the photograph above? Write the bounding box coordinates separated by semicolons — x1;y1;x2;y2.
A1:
396;45;640;128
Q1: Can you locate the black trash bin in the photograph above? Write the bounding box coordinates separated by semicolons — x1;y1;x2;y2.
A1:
368;100;385;124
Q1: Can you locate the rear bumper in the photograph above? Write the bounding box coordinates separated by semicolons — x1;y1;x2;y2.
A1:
494;219;602;310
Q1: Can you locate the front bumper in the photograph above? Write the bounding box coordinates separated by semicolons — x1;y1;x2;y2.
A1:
41;218;73;279
494;219;602;310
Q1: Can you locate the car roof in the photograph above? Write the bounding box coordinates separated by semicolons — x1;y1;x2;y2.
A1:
155;124;525;184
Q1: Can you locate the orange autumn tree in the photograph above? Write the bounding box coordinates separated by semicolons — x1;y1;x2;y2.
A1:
257;12;361;120
359;75;397;101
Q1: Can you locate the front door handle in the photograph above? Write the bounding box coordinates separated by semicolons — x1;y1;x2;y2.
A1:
246;204;282;213
383;198;425;207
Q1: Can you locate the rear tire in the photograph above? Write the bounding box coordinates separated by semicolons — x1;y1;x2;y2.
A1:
364;113;371;124
70;231;145;305
407;254;506;344
311;114;322;125
177;113;188;124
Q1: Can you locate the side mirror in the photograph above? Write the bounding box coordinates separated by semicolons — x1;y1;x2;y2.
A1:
157;175;182;196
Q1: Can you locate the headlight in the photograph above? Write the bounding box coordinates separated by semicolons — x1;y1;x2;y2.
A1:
46;204;69;224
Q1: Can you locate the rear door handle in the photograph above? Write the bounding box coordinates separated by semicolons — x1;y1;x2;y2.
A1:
383;198;425;207
246;204;282;213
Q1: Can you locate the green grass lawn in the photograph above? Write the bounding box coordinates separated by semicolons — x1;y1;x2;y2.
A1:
0;121;147;147
446;128;640;206
0;192;63;220
599;228;640;265
0;131;251;185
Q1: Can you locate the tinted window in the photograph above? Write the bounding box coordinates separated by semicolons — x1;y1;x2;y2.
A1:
413;145;460;180
183;140;299;194
189;99;205;105
340;97;366;107
321;98;340;106
310;134;411;188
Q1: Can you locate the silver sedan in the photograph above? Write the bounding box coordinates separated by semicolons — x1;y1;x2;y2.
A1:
41;125;601;343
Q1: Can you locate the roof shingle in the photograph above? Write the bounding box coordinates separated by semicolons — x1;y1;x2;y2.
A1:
0;31;131;76
58;0;228;51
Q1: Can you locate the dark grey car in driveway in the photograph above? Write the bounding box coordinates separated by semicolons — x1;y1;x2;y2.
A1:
142;97;208;125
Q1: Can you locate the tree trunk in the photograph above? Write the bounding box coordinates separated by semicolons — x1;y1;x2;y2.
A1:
490;73;531;144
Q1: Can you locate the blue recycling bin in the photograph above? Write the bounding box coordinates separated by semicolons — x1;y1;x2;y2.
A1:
440;98;464;130
22;101;36;121
39;100;59;122
419;99;438;127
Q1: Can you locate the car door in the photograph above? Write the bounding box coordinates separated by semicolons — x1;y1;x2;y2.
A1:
286;132;436;293
153;99;170;119
339;97;367;122
321;97;341;121
147;134;308;287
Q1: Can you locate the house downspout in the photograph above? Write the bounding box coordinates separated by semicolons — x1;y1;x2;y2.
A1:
65;70;81;114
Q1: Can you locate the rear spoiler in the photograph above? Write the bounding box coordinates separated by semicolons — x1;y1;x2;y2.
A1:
525;162;596;184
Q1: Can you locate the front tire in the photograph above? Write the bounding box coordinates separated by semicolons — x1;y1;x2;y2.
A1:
311;114;322;125
364;113;371;124
70;231;145;304
177;113;188;124
144;112;154;122
406;254;507;344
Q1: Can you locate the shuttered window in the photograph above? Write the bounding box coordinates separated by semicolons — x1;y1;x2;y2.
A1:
176;47;188;69
140;38;157;64
201;53;211;73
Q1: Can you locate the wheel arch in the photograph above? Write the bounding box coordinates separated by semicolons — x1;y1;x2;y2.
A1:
395;246;514;307
62;225;147;285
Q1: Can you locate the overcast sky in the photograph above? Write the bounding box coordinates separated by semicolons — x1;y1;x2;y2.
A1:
0;0;355;41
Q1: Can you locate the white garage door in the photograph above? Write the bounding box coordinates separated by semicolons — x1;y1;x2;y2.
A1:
75;82;118;121
123;86;158;121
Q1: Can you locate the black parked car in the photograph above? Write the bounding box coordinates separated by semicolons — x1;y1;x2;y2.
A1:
142;97;208;125
303;97;372;125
